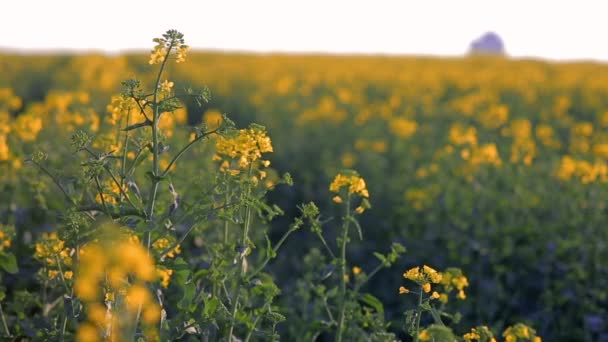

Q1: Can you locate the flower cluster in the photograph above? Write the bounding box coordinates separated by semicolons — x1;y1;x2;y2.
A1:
401;265;443;294
214;125;273;181
106;94;137;126
75;233;160;340
95;179;128;206
556;155;608;183
152;237;181;259
159;79;174;95
502;323;542;342
34;233;73;280
330;172;371;214
439;267;469;301
329;173;369;198
0;225;12;252
149;30;189;65
463;326;496;342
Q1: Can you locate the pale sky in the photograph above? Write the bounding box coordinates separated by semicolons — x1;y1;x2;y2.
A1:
3;0;608;62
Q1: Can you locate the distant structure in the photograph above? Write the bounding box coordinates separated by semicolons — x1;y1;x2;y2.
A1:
469;32;505;55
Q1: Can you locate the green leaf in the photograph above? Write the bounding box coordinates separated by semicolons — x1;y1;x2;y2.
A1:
360;293;384;317
0;253;18;274
373;252;387;265
419;302;432;311
430;307;446;325
425;324;458;342
202;296;220;319
265;234;276;259
170;258;195;311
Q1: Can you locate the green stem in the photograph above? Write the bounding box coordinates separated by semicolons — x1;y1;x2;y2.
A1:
336;193;351;342
160;127;220;177
60;315;68;342
353;262;385;293
0;303;10;337
104;166;140;211
145;41;173;220
316;231;336;259
119;108;131;190
227;167;254;340
31;161;75;205
246;227;296;280
414;287;423;342
134;40;173;338
94;176;112;218
244;305;266;342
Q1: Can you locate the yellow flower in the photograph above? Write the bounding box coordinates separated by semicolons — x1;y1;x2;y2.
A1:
398;286;409;294
143;303;161;324
332;196;343;203
352;266;361;276
422;283;431;293
87;303;107;325
160;80;174;94
418;329;431;341
215;126;274;171
75;277;98;302
355;206;365;214
157;268;173;288
175;45;189;63
105;292;115;302
126;284;151;312
329;172;370;198
149;45;166;65
431;291;440;299
64;271;73;279
76;323;99;342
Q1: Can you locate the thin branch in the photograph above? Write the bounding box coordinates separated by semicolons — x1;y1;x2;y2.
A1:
76;205;145;219
29;160;75;205
161;127;220;177
246;227;298;280
123;120;152;131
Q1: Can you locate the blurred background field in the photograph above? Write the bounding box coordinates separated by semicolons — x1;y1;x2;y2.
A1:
1;51;607;340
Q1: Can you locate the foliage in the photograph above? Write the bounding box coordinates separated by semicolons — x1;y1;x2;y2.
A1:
3;29;604;340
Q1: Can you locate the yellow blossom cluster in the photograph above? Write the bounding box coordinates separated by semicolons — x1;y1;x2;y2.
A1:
214;126;273;178
502;119;536;165
0;88;23;111
330;172;371;213
95;180;128;205
535;124;561;149
106;94;138;126
159;79;174;94
34;232;73;280
389;117;418;139
149;37;189;65
461;143;502;167
0;89;20;162
203;109;224;129
556;156;608;183
329;173;369;198
0;134;9;162
75;234;161;341
402;265;443;293
440;267;469;301
12;113;43;142
449;124;478;146
463;326;496;342
478;104;509;129
502;323;542;342
0;225;12;252
152;237;181;259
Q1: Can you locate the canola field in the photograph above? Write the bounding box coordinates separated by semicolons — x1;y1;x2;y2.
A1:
0;37;607;341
